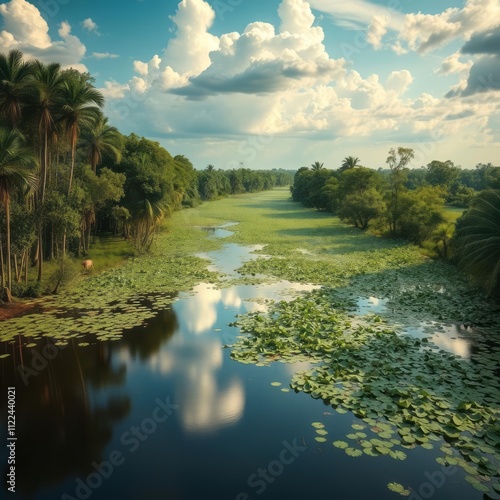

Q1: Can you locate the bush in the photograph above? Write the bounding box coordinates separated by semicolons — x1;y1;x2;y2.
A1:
11;282;42;298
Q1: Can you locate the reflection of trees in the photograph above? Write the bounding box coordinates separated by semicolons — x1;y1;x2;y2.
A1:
0;296;180;495
121;298;178;360
0;337;130;495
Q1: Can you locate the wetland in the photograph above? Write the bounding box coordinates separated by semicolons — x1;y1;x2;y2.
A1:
1;188;499;500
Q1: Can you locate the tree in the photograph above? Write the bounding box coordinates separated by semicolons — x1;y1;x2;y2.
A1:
431;223;455;259
396;186;446;244
338;188;386;230
59;75;104;196
453;190;500;294
340;156;360;172
29;61;64;281
426;160;459;195
311;161;324;171
0;128;38;299
79;113;123;173
386;147;414;235
0;49;35;128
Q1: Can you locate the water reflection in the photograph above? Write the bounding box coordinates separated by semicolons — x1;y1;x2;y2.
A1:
352;295;474;359
0;340;130;496
176;281;320;335
150;338;244;434
355;296;388;315
404;323;472;359
197;243;266;277
198;221;239;239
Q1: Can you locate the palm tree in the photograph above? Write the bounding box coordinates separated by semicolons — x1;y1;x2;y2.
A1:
134;198;169;252
206;164;215;172
311;161;324;171
0;49;35;128
453;190;500;294
79;113;123;172
59;76;104;196
25;61;64;281
431;223;454;259
0;128;38;299
340;156;360;172
29;61;63;201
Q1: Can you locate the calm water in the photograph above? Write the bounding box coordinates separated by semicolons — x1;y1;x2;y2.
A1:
0;227;481;499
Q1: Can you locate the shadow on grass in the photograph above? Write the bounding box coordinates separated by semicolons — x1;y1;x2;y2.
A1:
264;209;333;220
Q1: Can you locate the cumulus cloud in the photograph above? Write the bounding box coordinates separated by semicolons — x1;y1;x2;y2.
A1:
99;80;130;99
461;26;500;55
444;26;500;97
162;0;219;76
98;0;499;166
172;0;345;99
0;0;87;70
366;15;388;49
436;52;473;76
457;55;500;96
82;18;99;34
0;0;50;48
396;0;500;54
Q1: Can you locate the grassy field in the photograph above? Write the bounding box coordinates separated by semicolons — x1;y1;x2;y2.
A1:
166;187;415;256
444;205;465;223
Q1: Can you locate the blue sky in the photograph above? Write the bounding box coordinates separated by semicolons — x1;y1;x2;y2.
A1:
1;0;499;170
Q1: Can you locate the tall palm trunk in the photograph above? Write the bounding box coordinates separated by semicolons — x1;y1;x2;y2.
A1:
5;193;12;297
0;233;5;289
67;130;77;197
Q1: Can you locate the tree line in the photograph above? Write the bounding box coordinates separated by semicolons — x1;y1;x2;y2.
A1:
0;50;292;302
291;151;500;295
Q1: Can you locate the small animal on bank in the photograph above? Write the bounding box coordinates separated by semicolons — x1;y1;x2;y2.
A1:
82;259;94;271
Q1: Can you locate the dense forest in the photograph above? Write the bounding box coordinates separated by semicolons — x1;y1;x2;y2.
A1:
0;50;292;302
291;152;500;294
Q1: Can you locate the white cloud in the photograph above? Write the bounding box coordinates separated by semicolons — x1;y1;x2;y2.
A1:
99;80;130;99
308;0;404;31
162;0;219;76
82;17;99;33
436;52;473;76
366;15;388;49
0;0;87;71
98;0;499;168
92;52;119;59
396;0;500;54
0;0;50;48
386;69;413;94
278;0;316;34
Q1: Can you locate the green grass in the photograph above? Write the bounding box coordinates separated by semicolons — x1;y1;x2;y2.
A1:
444;205;465;223
85;234;135;271
166;187;411;257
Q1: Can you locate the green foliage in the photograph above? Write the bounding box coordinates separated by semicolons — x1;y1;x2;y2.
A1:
230;287;500;497
426;160;459;190
291;166;337;210
386;147;414;235
338;188;386;230
395;186;446;244
198;167;290;201
453;189;500;294
340;156;361;172
11;281;42;298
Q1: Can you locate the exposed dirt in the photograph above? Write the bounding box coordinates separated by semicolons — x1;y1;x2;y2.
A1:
0;301;43;321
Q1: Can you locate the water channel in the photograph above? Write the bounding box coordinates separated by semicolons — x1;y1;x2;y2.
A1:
0;224;486;499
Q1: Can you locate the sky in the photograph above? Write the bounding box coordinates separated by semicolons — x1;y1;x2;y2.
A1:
0;0;499;171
